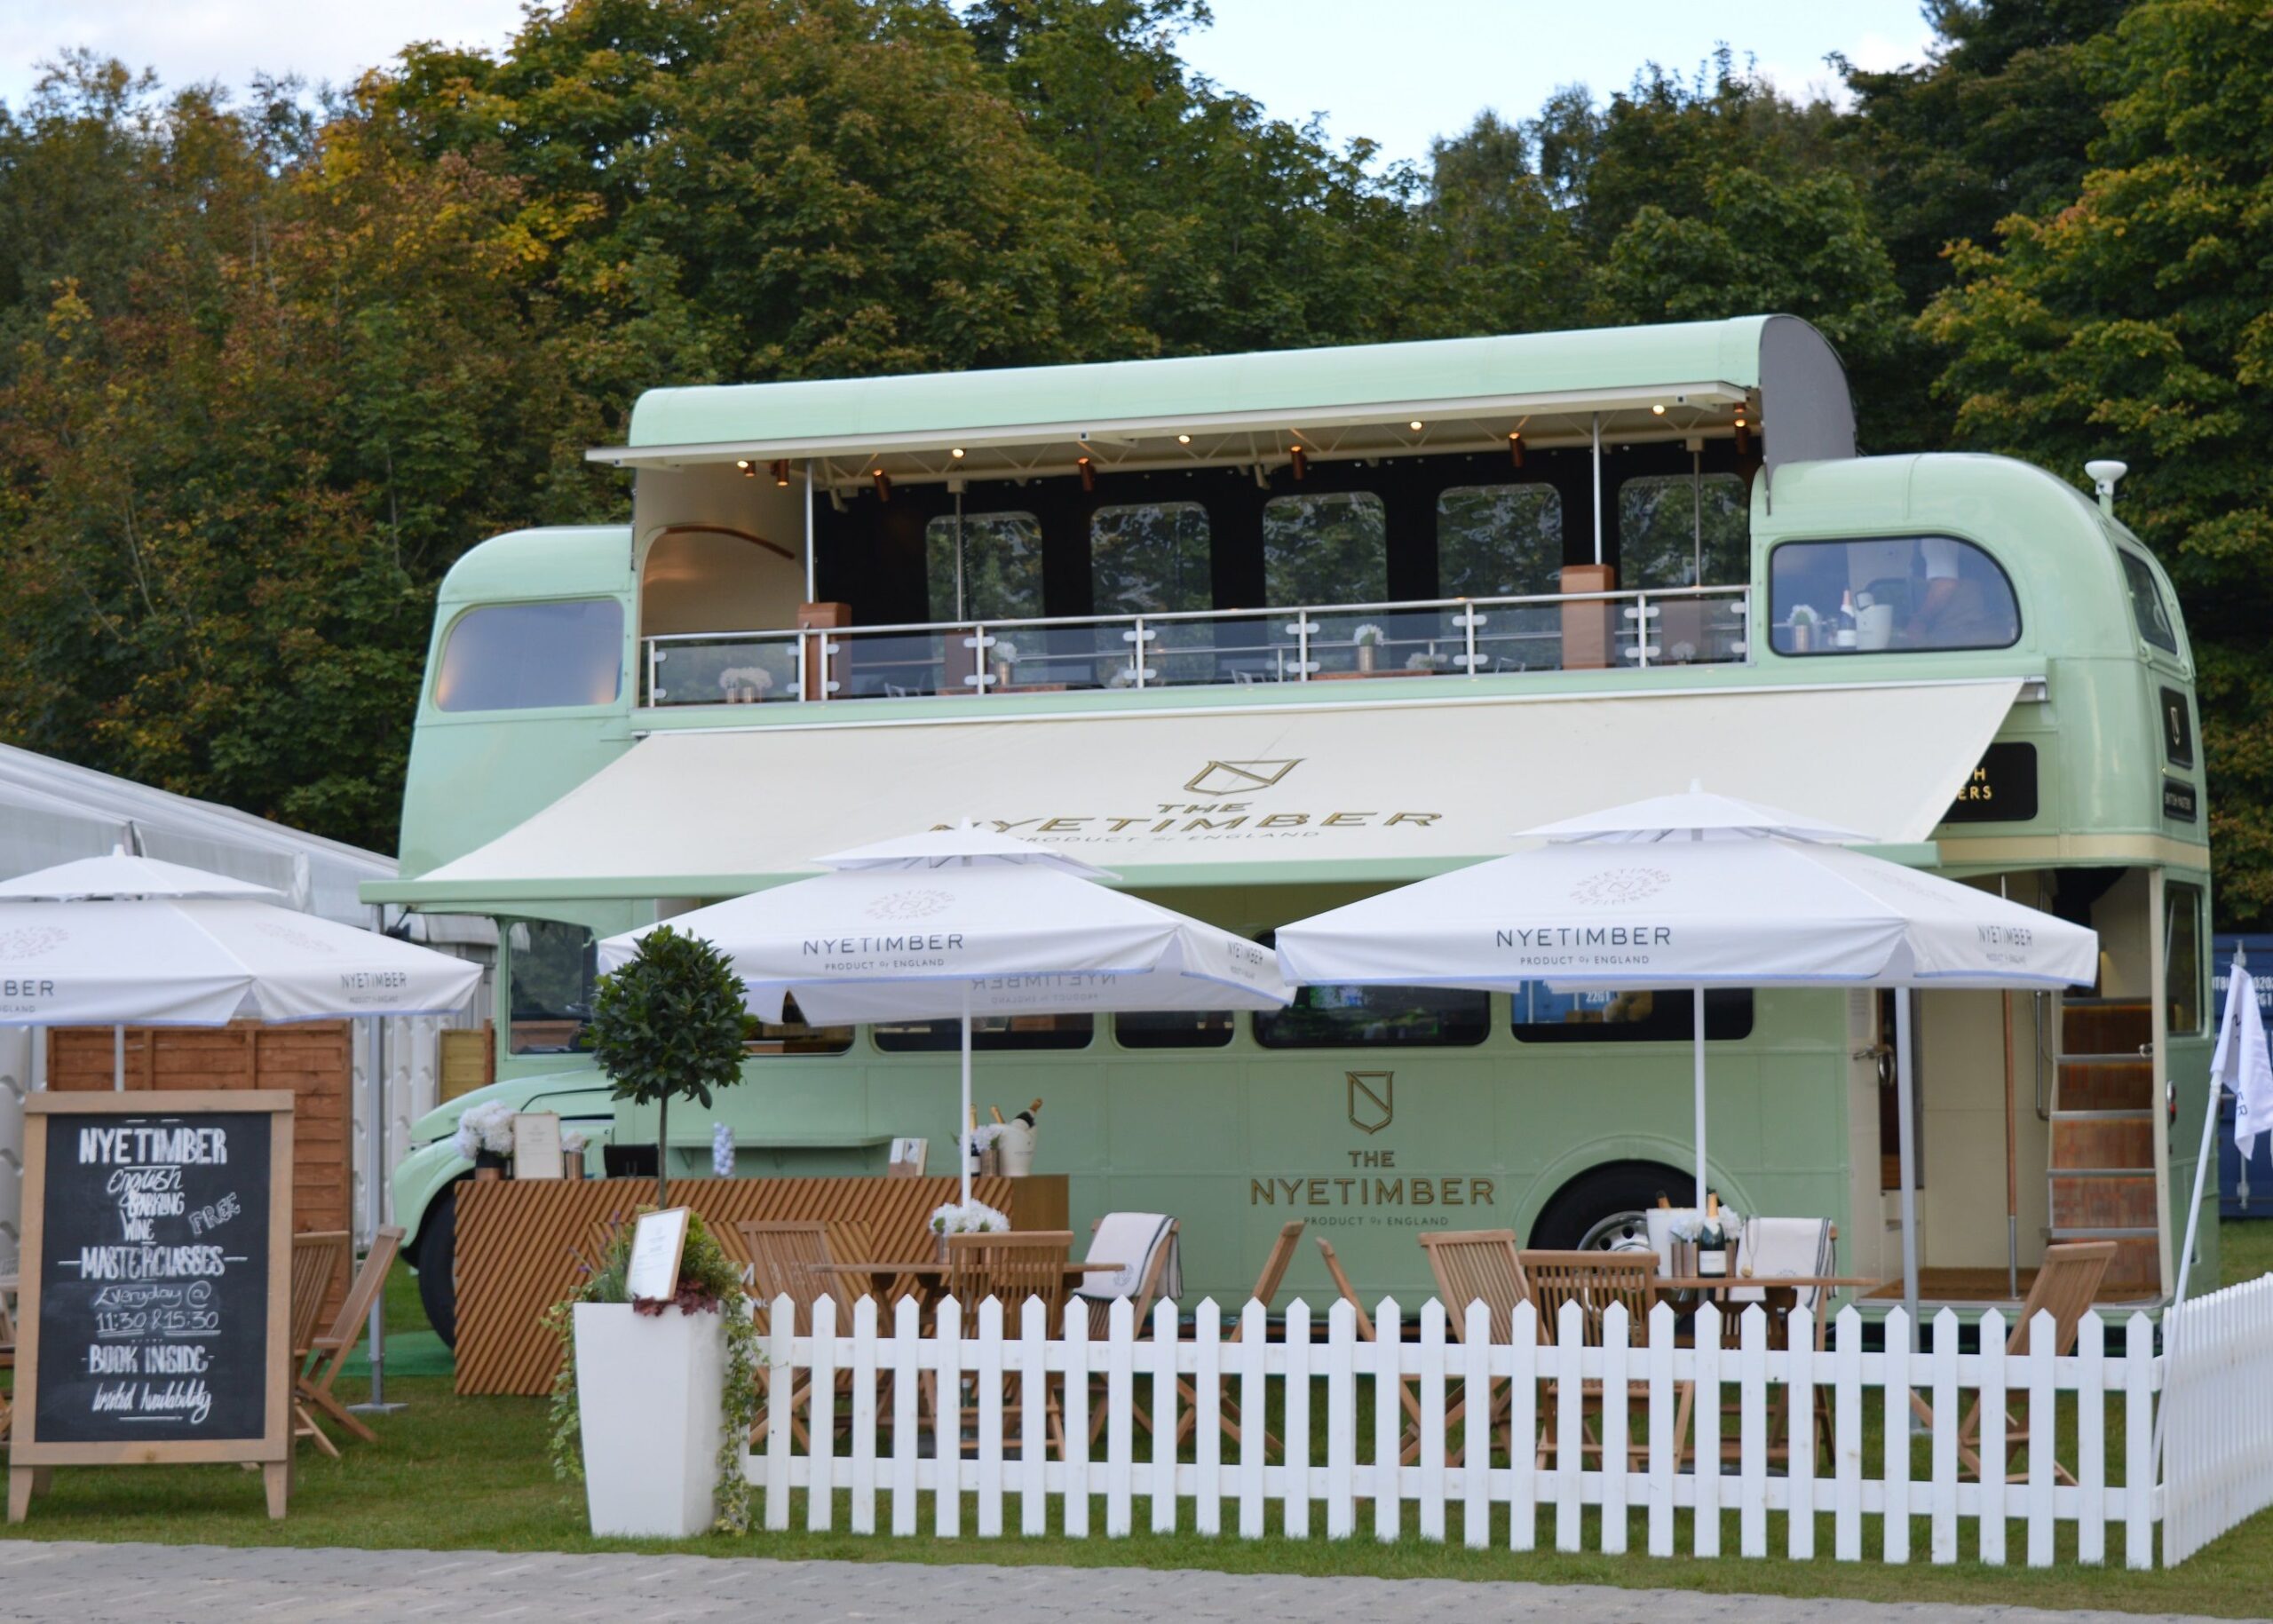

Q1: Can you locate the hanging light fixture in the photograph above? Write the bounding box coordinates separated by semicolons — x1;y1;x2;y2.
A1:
872;469;892;502
1288;444;1308;481
1508;431;1525;470
771;460;791;487
736;459;756;479
1077;456;1096;493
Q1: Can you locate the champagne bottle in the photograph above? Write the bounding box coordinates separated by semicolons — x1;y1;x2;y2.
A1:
1015;1097;1042;1129
1699;1190;1730;1278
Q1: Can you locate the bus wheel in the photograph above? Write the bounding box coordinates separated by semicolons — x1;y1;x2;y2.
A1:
1530;1161;1695;1253
416;1183;462;1350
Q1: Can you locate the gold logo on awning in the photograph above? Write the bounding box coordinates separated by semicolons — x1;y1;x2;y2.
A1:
1347;1071;1393;1135
1184;759;1302;796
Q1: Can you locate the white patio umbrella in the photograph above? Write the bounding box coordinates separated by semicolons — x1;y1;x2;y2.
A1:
599;827;1292;1202
1274;787;2097;1333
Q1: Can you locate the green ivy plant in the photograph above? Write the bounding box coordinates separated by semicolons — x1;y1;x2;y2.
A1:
545;1208;764;1534
586;924;748;1204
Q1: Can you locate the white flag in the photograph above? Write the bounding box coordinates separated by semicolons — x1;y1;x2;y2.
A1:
2214;955;2273;1164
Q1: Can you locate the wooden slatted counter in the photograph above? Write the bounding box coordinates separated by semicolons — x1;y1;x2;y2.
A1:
451;1174;1069;1395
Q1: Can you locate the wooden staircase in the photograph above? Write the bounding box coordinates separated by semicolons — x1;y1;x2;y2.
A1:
2047;999;2161;1294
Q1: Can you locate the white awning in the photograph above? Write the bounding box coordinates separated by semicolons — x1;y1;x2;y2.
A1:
369;678;2025;905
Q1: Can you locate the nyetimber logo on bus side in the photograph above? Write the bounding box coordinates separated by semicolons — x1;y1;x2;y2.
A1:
1184;759;1303;796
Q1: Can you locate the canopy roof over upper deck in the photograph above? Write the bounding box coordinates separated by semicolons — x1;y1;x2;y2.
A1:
368;677;2018;906
590;314;1855;488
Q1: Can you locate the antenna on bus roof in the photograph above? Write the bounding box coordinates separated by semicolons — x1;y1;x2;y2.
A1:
2085;459;2127;515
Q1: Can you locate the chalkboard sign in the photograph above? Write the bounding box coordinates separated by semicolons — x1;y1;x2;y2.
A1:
8;1090;295;1523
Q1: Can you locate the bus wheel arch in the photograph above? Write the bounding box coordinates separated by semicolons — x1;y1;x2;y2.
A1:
1528;1160;1702;1251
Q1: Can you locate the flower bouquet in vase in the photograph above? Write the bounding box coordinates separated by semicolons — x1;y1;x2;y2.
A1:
454;1101;517;1179
1351;622;1386;673
929;1198;1010;1263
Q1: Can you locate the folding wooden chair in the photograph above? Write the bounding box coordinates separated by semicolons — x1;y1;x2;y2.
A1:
1176;1219;1303;1456
738;1220;875;1449
1316;1238;1427;1462
1420;1230;1535;1467
295;1225;405;1446
946;1230;1074;1456
288;1231;350;1457
1077;1214;1179;1445
1520;1249;1658;1469
1909;1240;2115;1485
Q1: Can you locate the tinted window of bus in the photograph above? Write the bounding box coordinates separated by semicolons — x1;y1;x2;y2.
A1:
1093;503;1212;614
1255;984;1489;1049
1113;1009;1237;1049
435;599;623;711
507;918;596;1054
744;994;853;1057
872;1012;1093;1051
1509;983;1754;1042
925;511;1043;622
1770;536;2019;654
2167;881;2205;1034
1263;491;1387;606
1437;484;1563;598
1620;473;1749;589
2119;550;2180;654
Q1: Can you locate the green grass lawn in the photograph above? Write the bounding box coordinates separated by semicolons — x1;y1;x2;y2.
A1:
4;1223;2271;1616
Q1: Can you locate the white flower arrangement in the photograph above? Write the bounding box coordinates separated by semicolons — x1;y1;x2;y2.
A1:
453;1100;516;1161
1105;666;1140;688
1667;1208;1744;1243
717;665;774;693
560;1129;590;1156
1787;604;1818;627
1350;622;1387;647
1405;650;1447;671
962;1122;1007;1156
989;639;1021;667
1669;640;1699;663
930;1199;1010;1235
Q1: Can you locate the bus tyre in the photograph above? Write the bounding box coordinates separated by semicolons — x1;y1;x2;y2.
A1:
416;1182;462;1350
1530;1161;1696;1254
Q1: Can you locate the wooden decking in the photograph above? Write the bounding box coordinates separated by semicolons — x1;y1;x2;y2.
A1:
1863;1266;2158;1306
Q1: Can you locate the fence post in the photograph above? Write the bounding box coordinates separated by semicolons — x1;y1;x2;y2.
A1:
1739;1304;1768;1557
1555;1299;1584;1551
1373;1297;1404;1543
2125;1311;2152;1569
2027;1307;2057;1568
890;1295;920;1536
1601;1302;1630;1556
1929;1306;1960;1565
933;1295;962;1538
974;1295;1004;1539
1647;1301;1675;1557
1979;1307;2008;1565
765;1290;795;1533
1285;1299;1314;1541
1108;1297;1137;1538
850;1295;878;1536
1417;1298;1447;1543
1020;1295;1049;1537
1063;1297;1092;1540
1192;1298;1222;1537
1833;1305;1863;1561
1463;1298;1491;1549
1787;1305;1816;1561
2078;1310;2106;1565
809;1293;839;1534
1327;1298;1357;1540
1151;1298;1179;1535
1694;1303;1722;1557
1881;1305;1911;1565
1509;1300;1537;1552
1237;1297;1269;1540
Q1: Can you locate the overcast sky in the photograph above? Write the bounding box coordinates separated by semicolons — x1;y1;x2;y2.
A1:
0;1;1937;167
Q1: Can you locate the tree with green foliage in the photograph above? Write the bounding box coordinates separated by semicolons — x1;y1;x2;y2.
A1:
586;925;748;1203
1923;0;2273;922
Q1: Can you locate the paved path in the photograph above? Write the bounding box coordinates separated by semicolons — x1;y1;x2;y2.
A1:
0;1541;2252;1623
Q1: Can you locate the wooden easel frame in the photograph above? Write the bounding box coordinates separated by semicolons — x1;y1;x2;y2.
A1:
9;1089;297;1521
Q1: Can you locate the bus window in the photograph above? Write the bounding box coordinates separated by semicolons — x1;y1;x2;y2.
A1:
1509;983;1754;1042
1437;484;1562;598
925;511;1043;622
2119;551;2180;654
1263;491;1387;606
1770;535;2019;654
873;1012;1093;1051
435;599;623;712
1113;1009;1236;1050
507;918;595;1054
1092;503;1212;614
1255;984;1488;1049
743;994;852;1057
2166;881;2204;1035
1619;473;1748;590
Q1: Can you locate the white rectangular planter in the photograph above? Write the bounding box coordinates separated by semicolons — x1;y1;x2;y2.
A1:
574;1302;726;1538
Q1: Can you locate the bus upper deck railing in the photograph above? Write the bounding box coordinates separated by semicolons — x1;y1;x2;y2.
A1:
641;585;1751;708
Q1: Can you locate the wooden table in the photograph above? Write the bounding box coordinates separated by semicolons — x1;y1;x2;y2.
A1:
820;1259;1121;1309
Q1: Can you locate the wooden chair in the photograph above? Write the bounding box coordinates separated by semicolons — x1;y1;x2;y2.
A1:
1420;1230;1535;1466
738;1220;875;1449
1176;1219;1303;1456
295;1225;405;1446
946;1230;1074;1456
1317;1238;1426;1462
1076;1214;1180;1445
1520;1249;1659;1469
1908;1240;2116;1485
288;1231;350;1457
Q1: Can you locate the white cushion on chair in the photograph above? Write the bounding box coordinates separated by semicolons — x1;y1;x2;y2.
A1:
1730;1216;1835;1313
1078;1212;1179;1304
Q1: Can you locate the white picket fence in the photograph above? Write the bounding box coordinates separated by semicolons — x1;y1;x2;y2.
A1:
2161;1271;2273;1565
748;1291;2183;1566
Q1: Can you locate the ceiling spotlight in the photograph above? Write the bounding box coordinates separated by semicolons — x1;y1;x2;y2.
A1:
1651;403;1667;416
1288;444;1308;480
735;459;756;478
1408;420;1425;432
1176;433;1192;445
771;460;791;487
1077;455;1096;493
950;447;966;459
871;469;891;502
1508;431;1525;470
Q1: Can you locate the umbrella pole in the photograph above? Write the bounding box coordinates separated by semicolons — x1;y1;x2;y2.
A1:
1692;987;1708;1208
2003;988;2019;1300
960;986;973;1207
112;1023;123;1091
1895;992;1921;1354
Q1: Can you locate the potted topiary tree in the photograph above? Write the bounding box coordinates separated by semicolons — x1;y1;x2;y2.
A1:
586;924;747;1204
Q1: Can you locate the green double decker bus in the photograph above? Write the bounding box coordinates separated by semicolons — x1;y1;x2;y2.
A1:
368;315;2213;1341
